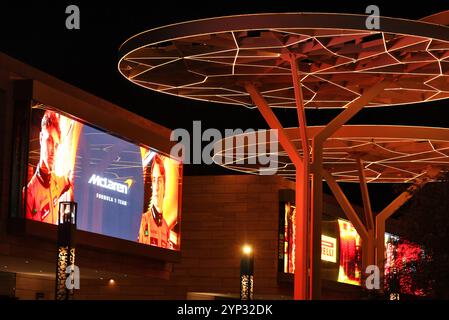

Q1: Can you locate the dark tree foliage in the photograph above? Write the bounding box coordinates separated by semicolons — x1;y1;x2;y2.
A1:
392;173;449;299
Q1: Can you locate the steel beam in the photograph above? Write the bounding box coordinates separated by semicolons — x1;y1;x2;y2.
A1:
356;158;375;271
357;159;374;231
310;139;323;299
321;169;369;240
244;83;303;168
289;54;313;300
315;80;392;145
244;82;308;300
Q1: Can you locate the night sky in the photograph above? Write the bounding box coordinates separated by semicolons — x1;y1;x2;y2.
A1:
1;0;449;211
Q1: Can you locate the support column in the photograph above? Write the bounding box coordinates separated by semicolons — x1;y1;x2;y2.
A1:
357;159;375;270
357;159;374;231
310;139;323;299
295;165;307;299
245;78;392;299
289;54;312;299
244;82;308;300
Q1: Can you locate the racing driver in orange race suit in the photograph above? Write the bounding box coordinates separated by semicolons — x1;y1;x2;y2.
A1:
25;110;72;225
138;154;171;249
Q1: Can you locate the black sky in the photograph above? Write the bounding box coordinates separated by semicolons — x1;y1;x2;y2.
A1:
1;0;449;210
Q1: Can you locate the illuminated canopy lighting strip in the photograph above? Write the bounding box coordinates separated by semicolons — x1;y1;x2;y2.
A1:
119;13;449;110
212;125;449;183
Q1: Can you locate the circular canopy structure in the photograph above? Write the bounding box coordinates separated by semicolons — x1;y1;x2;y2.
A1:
212;125;449;183
118;11;449;300
119;13;449;109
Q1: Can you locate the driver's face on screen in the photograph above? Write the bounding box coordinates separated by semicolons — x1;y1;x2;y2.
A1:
40;126;61;172
151;162;165;211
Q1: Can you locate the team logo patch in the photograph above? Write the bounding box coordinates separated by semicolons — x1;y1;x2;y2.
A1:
150;237;158;246
41;203;50;220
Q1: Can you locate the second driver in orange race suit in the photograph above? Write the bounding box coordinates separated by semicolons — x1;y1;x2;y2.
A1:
138;154;171;249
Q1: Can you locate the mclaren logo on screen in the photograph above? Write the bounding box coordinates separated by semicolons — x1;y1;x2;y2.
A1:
88;174;131;194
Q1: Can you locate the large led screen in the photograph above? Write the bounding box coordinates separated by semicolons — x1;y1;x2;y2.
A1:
24;106;182;250
278;201;361;286
278;199;430;293
337;219;362;286
279;202;339;274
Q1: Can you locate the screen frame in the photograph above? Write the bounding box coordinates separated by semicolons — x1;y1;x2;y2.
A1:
10;79;182;262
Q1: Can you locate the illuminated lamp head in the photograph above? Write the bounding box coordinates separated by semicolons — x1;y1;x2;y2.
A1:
39;110;61;173
150;154;166;213
242;245;253;256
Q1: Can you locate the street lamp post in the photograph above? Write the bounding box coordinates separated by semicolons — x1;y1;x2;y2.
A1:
240;245;254;300
55;201;77;300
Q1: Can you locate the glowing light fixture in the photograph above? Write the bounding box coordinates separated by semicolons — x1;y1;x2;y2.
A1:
240;244;254;300
55;201;77;300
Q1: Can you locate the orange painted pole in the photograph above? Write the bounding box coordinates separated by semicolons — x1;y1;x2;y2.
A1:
356;158;375;272
356;159;374;231
244;82;307;300
289;54;315;299
310;139;323;299
295;164;307;299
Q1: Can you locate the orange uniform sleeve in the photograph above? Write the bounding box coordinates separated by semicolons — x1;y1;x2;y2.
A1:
25;184;36;220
